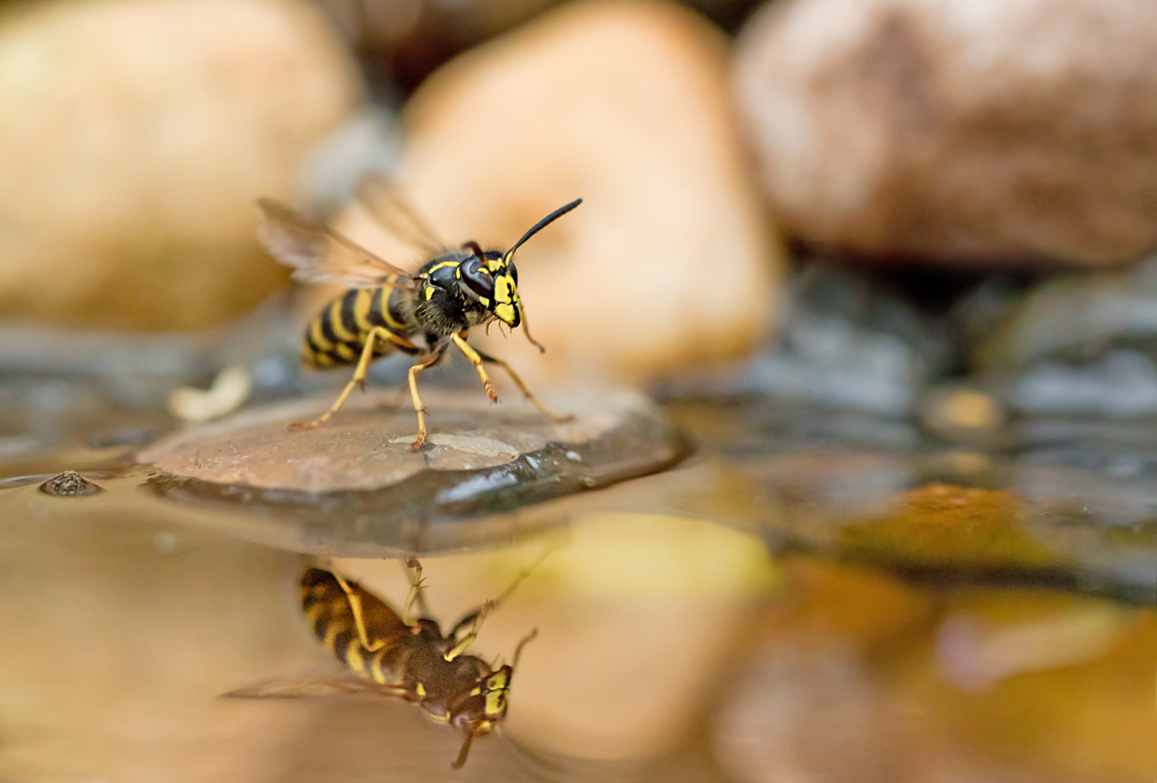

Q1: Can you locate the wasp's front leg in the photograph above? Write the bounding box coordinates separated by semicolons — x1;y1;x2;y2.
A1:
474;346;573;423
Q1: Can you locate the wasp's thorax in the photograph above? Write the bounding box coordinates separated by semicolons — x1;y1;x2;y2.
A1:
401;631;513;738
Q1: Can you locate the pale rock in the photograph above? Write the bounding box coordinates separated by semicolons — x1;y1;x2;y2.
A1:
0;0;360;330
735;0;1157;267
340;0;780;386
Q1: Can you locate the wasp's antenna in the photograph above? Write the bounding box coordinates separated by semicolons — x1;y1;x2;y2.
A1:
511;627;539;671
503;199;583;260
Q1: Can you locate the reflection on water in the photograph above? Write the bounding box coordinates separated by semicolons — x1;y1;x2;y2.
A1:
0;396;1153;783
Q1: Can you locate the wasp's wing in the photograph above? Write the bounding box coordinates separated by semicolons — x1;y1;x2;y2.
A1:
222;675;407;699
354;172;444;256
256;199;420;290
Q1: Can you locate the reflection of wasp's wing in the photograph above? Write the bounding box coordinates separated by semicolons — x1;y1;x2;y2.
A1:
256;199;421;290
222;675;407;699
355;171;444;256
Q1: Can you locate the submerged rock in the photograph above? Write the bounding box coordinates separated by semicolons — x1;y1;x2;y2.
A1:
39;470;102;497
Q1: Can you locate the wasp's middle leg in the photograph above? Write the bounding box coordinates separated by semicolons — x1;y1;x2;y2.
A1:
408;349;446;451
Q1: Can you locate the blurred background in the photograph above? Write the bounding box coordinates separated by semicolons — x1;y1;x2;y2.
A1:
0;0;1154;781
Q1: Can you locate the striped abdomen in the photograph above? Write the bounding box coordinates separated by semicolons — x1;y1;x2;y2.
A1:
301;568;411;686
301;286;416;368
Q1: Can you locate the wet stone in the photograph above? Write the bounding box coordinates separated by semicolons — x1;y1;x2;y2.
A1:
39;470;102;497
664;263;958;418
137;388;687;539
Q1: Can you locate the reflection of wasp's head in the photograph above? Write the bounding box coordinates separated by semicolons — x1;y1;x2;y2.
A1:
451;664;513;738
446;663;513;768
447;628;537;769
455;199;582;332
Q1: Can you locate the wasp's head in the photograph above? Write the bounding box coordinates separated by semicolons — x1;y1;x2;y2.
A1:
457;251;521;328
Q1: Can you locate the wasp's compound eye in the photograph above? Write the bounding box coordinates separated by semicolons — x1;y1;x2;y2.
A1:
460;258;495;300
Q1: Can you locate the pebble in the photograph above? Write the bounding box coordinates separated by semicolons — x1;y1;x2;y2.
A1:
39;470;102;497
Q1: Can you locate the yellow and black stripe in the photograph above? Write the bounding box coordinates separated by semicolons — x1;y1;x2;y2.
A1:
301;285;418;368
301;568;411;686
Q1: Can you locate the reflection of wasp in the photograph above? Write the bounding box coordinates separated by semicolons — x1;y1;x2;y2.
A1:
229;561;538;769
256;176;582;450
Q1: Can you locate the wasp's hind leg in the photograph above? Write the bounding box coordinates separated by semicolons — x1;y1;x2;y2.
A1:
473;346;574;423
331;571;386;653
290;327;414;431
376;376;412;413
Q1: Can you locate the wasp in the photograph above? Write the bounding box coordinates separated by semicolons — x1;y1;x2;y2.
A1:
256;175;582;450
227;561;538;769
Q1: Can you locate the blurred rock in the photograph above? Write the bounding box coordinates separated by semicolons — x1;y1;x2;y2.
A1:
965;255;1157;415
974;256;1157;372
0;0;360;331
680;262;957;416
1009;351;1157;417
351;0;780;386
735;0;1157;267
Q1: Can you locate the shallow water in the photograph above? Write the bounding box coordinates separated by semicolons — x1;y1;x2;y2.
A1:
0;388;1153;783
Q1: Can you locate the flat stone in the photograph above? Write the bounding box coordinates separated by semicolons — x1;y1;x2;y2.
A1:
137;387;687;542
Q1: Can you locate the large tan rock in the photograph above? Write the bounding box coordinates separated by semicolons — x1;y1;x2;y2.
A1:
348;0;780;385
735;0;1157;268
0;0;360;330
